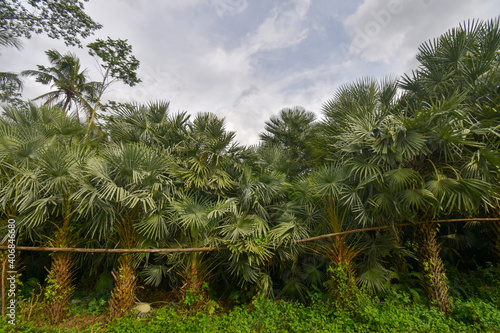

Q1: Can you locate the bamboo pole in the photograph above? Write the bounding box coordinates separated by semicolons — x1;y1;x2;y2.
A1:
295;218;500;243
0;218;498;253
0;246;226;253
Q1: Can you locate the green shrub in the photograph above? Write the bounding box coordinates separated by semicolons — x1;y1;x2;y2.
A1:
2;287;500;332
453;299;500;332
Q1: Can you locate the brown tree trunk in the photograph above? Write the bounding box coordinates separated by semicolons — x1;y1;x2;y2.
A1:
326;236;363;314
108;254;136;318
416;222;451;313
330;236;357;281
109;217;138;318
180;253;206;309
493;222;500;261
45;225;75;323
492;207;500;262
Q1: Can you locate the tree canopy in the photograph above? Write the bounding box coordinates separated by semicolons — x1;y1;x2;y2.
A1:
0;0;102;47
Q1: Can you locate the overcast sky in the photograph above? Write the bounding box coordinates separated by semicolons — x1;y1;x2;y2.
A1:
2;0;499;145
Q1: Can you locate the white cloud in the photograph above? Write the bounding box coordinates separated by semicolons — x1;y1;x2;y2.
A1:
342;0;499;71
243;0;312;54
5;0;499;147
210;0;248;17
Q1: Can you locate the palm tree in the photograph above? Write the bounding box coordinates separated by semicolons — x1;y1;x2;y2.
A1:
165;193;235;304
170;112;244;197
400;18;500;261
221;164;289;298
22;49;101;121
321;75;497;312
74;142;174;317
99;103;248;305
105;100;190;147
0;104;89;321
105;104;244;198
260;106;318;178
400;19;500;109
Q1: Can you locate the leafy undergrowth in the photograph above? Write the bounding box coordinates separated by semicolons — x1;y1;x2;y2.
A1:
1;290;500;333
448;262;500;309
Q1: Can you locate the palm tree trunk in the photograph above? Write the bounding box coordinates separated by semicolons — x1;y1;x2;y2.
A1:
180;252;206;308
416;222;450;313
45;224;75;323
327;236;361;313
330;236;357;280
109;253;136;318
492;207;500;262
84;68;109;139
109;217;137;318
492;221;500;262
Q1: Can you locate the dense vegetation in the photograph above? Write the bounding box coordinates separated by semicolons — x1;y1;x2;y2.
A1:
0;6;499;332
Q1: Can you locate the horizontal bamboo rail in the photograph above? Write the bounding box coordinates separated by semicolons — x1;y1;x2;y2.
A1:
0;246;226;253
1;218;499;253
295;218;500;243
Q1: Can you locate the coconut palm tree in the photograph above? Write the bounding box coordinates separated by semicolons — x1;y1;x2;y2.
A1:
22;49;101;121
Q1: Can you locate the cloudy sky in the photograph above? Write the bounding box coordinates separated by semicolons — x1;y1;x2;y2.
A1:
2;0;499;145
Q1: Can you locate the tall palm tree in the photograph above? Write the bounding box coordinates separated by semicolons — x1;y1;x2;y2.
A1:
22;49;101;121
221;164;290;298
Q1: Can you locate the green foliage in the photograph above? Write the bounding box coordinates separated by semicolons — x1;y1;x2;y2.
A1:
453;299;500;331
87;38;141;87
260;106;318;177
448;262;500;308
4;291;498;333
0;0;102;47
0;16;499;328
325;264;373;318
0;72;23;104
21;49;101;115
71;295;109;315
183;282;209;308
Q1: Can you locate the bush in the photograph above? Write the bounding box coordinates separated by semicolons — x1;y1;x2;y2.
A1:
2;282;500;332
